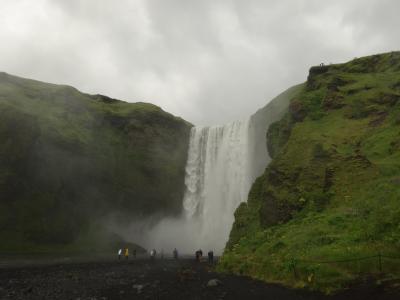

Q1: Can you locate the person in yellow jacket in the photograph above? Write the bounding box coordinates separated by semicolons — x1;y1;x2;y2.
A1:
124;248;129;260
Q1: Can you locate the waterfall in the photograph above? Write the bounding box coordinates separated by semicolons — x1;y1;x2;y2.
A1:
126;118;265;255
182;119;254;253
125;86;298;254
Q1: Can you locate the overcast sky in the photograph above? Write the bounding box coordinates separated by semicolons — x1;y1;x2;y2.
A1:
1;0;399;125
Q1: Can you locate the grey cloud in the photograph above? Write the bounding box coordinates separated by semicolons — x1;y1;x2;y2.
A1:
0;0;399;125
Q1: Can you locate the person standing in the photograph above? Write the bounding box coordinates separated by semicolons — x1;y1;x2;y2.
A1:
173;248;178;260
124;248;129;260
150;249;157;260
208;250;214;264
150;249;154;260
118;248;122;260
198;249;203;262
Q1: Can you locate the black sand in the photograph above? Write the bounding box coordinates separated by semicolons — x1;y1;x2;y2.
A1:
0;256;398;299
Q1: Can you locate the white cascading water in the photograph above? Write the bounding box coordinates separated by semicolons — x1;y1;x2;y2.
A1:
182;119;254;253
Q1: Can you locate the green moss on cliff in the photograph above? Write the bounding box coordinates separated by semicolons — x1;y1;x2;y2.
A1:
0;72;192;252
220;51;400;293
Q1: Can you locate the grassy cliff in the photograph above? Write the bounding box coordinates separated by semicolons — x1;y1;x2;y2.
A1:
219;52;400;293
0;72;191;253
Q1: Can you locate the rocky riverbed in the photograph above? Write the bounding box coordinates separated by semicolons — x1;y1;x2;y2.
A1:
0;256;398;299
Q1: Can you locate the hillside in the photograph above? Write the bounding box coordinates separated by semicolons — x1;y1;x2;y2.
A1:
0;72;191;253
219;52;400;293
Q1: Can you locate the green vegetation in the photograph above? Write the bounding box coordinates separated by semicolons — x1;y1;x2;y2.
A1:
0;72;191;253
219;51;400;293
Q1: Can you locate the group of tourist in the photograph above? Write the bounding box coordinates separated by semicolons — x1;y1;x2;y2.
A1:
117;247;214;263
149;248;179;260
117;247;137;260
195;249;214;263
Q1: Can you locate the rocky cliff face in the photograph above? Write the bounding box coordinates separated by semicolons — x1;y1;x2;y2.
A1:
220;51;400;292
0;72;191;251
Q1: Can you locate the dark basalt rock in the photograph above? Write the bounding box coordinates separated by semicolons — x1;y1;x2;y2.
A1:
322;92;345;110
89;94;121;104
373;93;400;106
259;191;299;228
369;111;389;127
289;99;307;122
327;76;351;92
309;65;330;76
306;65;330;90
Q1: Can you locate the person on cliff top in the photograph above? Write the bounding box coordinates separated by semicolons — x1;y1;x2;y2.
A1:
124;248;129;260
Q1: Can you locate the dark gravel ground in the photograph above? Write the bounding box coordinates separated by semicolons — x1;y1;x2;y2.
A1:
0;256;399;300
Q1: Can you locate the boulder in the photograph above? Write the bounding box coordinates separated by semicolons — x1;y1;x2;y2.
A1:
207;279;222;287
